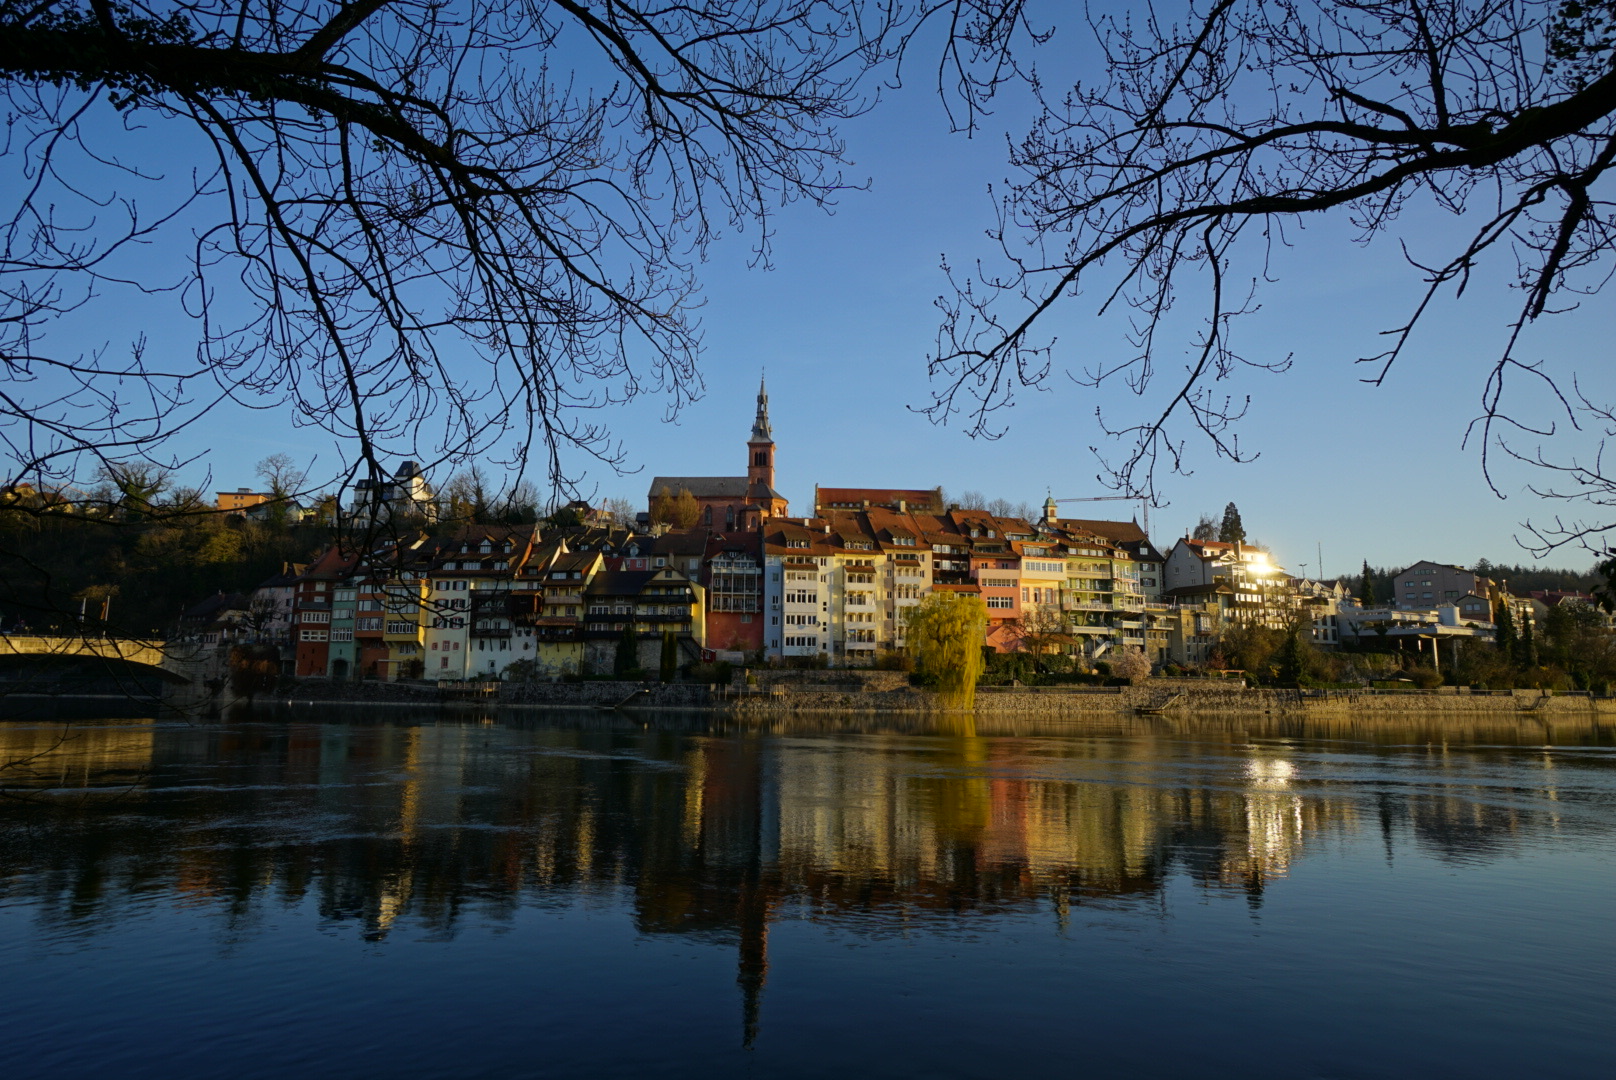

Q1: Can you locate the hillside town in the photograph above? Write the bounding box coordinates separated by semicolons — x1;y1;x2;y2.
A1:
151;380;1610;687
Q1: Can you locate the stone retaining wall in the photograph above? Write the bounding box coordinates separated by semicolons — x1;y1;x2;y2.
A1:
216;672;1616;723
499;681;718;709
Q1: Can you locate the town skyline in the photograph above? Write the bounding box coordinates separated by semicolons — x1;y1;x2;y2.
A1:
25;21;1616;576
199;367;1604;580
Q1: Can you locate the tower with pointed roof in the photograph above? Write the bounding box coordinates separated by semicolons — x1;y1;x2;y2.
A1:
646;372;787;530
747;375;775;491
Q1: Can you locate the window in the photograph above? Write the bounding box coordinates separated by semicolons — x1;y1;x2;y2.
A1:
986;596;1014;609
386;621;414;634
300;628;329;641
301;610;331;624
357;617;382;631
330;628;354;642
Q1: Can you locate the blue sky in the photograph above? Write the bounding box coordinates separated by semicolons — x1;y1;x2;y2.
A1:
22;9;1616;577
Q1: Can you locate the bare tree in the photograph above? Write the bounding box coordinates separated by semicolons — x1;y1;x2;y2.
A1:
601;497;639;526
2;1;1034;505
255;455;307;500
927;1;1616;510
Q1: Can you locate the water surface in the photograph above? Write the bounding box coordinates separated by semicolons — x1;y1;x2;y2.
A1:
2;708;1612;1078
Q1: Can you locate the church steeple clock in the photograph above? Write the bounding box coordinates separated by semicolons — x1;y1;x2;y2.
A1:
747;375;775;490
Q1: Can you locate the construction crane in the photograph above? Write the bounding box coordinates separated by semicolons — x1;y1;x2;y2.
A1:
1049;495;1151;543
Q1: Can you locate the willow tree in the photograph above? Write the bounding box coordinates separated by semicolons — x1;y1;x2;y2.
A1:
904;592;988;710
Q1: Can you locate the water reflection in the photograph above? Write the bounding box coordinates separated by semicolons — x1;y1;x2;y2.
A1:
1;711;1612;1047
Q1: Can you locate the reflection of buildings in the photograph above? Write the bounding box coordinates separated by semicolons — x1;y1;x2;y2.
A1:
0;716;1598;1041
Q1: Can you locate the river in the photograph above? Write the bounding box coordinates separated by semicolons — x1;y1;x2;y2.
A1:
1;706;1612;1078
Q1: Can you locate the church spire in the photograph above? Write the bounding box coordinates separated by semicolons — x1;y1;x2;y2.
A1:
751;373;772;442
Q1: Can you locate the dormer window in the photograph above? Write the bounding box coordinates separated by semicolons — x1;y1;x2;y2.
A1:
480;541;492;554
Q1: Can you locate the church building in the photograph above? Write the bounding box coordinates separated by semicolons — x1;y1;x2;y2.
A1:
648;377;789;530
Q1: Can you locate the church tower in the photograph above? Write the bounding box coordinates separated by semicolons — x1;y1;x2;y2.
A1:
747;375;775;490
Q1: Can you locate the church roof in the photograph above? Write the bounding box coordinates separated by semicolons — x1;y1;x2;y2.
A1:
648;476;750;498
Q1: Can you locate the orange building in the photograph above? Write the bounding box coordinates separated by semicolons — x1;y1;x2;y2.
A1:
217;488;272;515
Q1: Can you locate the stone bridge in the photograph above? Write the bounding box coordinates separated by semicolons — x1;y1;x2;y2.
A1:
0;634;185;680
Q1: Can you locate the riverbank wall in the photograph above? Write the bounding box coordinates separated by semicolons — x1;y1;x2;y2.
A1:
226;668;1616;723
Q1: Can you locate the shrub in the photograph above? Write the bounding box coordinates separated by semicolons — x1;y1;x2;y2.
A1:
688;661;733;685
1409;667;1444;689
872;650;912;671
1111;647;1152;685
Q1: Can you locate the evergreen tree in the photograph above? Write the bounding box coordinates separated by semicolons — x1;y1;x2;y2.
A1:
1274;629;1308;688
614;620;639;678
660;629;679;682
1495;601;1518;666
1359;560;1375;606
1517;612;1538;670
1218;502;1246;544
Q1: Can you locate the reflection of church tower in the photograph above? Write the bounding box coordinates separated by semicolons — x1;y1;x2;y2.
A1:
747;376;775;490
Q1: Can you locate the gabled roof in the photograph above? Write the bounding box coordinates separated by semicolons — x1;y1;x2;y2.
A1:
1054;517;1148;545
1396;560;1476;576
651;528;710;556
180;592;250;622
586;570;656;597
814;486;941;511
648;476;750;498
